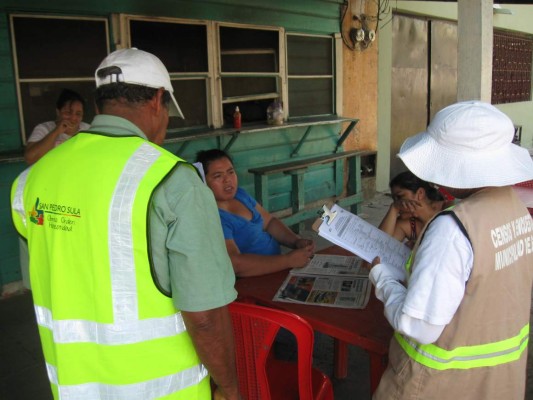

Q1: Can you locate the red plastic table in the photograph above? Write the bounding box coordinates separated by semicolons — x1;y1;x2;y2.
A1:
234;246;393;393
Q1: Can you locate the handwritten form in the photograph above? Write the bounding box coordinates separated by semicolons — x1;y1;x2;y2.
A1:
316;204;410;272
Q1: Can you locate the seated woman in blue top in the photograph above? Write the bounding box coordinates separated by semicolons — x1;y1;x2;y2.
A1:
196;149;315;277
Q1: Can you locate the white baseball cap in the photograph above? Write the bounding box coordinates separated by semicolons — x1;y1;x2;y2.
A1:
398;101;533;189
95;48;184;118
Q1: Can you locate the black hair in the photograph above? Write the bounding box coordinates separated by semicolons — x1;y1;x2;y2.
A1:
94;82;170;112
390;170;444;201
56;89;86;110
195;149;233;175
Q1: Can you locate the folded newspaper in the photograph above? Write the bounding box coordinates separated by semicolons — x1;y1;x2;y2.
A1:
273;254;372;309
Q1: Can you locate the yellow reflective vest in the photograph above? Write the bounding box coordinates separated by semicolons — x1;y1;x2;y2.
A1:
11;132;210;399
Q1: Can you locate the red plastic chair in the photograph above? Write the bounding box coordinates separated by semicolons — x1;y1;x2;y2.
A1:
228;302;334;400
515;180;533;188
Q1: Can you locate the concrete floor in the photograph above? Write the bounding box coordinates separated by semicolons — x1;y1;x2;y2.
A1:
1;193;533;399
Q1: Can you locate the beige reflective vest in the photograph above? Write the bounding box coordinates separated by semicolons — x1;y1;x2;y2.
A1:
11;132;210;399
375;187;533;400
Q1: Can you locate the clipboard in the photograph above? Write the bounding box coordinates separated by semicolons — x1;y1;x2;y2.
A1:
312;201;337;232
312;202;411;272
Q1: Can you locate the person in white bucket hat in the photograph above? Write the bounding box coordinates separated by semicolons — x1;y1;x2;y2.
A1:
369;101;533;400
398;100;533;189
11;48;241;400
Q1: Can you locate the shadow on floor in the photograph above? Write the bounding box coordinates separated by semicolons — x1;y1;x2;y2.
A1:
0;292;52;400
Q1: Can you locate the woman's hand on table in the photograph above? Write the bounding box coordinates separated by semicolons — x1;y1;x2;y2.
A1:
294;238;315;252
287;244;314;268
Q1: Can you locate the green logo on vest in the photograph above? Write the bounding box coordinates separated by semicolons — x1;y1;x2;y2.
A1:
29;198;44;225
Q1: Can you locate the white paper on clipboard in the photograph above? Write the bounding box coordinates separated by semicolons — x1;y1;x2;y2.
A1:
314;203;410;273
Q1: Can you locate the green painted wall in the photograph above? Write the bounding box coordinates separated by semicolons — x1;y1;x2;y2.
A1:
0;13;20;151
0;161;27;289
1;0;343;154
0;0;345;288
174;123;344;211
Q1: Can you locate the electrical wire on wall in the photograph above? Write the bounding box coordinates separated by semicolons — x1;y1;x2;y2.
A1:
340;0;390;51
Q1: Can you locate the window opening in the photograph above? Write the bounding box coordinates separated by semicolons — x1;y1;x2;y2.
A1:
492;31;532;104
10;14;109;142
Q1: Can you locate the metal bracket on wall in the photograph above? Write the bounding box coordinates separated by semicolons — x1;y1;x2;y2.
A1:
290;117;360;157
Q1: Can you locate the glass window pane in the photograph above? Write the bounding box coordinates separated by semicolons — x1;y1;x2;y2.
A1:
168;79;208;129
130;20;208;73
13;16;108;79
221;52;277;73
287;35;332;76
220;26;279;73
222;77;278;99
20;82;97;142
288;78;333;117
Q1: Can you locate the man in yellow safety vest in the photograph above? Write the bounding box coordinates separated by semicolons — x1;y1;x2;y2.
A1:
11;48;241;400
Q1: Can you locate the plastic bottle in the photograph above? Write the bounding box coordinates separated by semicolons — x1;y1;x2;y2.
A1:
267;100;284;126
233;106;242;129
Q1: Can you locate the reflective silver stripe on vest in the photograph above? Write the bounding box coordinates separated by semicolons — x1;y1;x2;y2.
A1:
35;304;186;344
46;362;209;400
402;333;529;364
13;168;31;227
34;143;187;344
108;143;165;323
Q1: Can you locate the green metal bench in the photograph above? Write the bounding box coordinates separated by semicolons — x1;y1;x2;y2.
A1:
248;150;376;229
